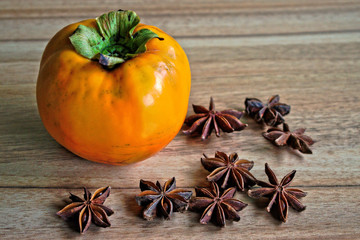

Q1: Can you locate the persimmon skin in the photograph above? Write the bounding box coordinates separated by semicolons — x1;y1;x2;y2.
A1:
36;19;191;165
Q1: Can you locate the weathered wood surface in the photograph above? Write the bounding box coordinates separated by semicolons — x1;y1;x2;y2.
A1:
0;0;359;239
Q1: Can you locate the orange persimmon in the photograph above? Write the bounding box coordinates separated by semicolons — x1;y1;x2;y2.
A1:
36;10;191;165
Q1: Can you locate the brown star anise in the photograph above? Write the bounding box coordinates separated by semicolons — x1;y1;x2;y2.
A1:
245;95;290;126
183;97;247;140
190;182;247;227
56;186;114;233
135;177;192;220
248;163;307;222
201;151;256;191
263;122;315;154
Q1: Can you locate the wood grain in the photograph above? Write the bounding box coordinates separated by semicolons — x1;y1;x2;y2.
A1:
0;188;359;239
1;0;359;18
0;0;359;239
1;0;360;41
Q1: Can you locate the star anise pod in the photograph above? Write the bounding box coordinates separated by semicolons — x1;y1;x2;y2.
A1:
183;97;247;140
135;177;192;220
245;95;290;126
248;163;307;222
263;122;315;154
56;186;114;233
190;182;247;227
201;151;256;191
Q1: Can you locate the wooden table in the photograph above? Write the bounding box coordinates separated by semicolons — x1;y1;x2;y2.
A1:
1;0;359;239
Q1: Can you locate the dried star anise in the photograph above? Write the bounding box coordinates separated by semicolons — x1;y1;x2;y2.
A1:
201;151;256;191
190;182;247;227
263;122;315;154
135;177;192;220
56;186;114;233
245;95;290;126
248;163;307;222
183;97;247;140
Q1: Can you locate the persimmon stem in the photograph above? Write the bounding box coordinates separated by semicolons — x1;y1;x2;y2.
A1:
69;10;163;68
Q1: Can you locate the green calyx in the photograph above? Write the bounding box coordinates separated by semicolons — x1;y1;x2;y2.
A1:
69;10;163;68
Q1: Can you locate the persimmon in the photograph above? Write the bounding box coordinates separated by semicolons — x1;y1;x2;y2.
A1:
36;10;191;165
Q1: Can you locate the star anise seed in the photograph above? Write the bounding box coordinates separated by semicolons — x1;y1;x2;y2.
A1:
56;186;114;233
245;95;290;126
263;122;315;154
201;151;256;191
190;182;247;227
135;177;192;220
248;163;307;222
183;97;247;140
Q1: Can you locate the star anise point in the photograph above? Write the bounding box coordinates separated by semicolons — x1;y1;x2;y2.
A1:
183;97;247;140
248;164;307;222
135;177;192;221
56;186;114;234
190;182;247;227
201;151;257;191
263;123;315;154
245;95;290;126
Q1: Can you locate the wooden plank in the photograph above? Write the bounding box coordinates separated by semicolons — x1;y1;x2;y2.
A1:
0;32;359;188
2;56;360;85
1;32;360;63
1;74;359;188
1;32;360;84
0;130;359;188
0;4;359;40
1;0;359;18
0;187;359;239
